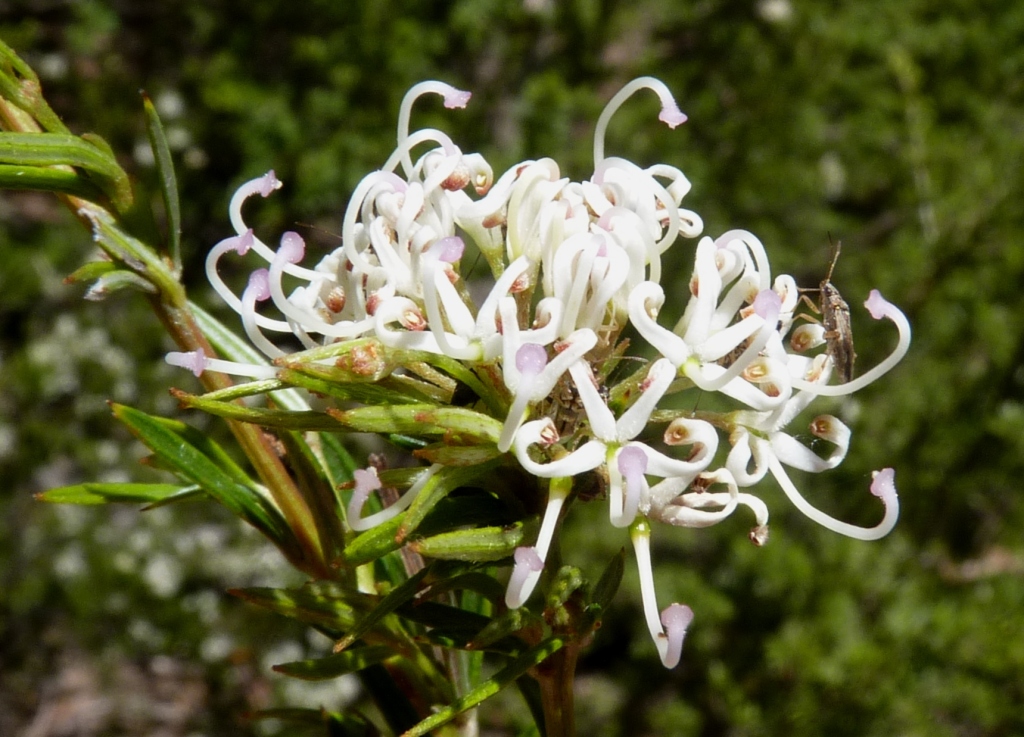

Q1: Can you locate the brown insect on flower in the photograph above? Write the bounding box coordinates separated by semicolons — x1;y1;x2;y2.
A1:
799;239;856;383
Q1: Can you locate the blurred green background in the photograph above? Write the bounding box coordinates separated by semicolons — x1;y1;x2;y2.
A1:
1;1;1022;735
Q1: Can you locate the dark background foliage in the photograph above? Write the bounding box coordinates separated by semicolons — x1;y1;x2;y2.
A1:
1;0;1022;735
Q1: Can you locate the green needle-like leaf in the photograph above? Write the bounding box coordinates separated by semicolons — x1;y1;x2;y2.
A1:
64;260;119;284
36;482;198;505
272;645;393;681
112;404;291;547
278;430;346;564
229;583;365;631
83;269;158;301
409;523;524;562
0;163;107;201
142;92;181;274
172;390;341;431
0;131;132;211
413;442;503;466
342;514;405;566
328;404;502;443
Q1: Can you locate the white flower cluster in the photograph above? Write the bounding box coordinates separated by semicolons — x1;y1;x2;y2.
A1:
167;77;910;669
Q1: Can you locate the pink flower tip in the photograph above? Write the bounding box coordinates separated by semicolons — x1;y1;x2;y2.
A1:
516;343;549;377
864;289;893;320
431;235;465;263
661;603;694;632
660;603;694;669
165;349;208;378
246;269;272;301
353;467;382;495
870;467;897;502
278;231;305;264
514;546;544;572
443;88;472;109
258;170;281;197
658;104;688;129
617;445;649;478
753;288;782;319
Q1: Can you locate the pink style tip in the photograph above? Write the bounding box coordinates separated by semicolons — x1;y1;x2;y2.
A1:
617;445;649;477
864;289;892;320
658;105;688;129
443;88;472;109
279;232;306;264
258;170;281;197
515;343;549;376
514;546;544;572
661;603;694;632
753;288;782;319
432;236;465;263
353;467;382;495
246;269;272;301
870;468;897;502
166;350;208;378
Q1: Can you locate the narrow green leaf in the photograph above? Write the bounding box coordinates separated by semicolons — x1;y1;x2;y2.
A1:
386;434;430;451
83;269;157;301
343;493;514;567
319;432;357;486
173;390;341;431
0;163;107;201
141;412;257;488
328;404;502;443
0;40;69;133
141;92;181;274
413;442;502;466
141;486;206;509
342;515;405;566
417;571;506;603
112;404;290;545
393;599;492;635
191;378;289;403
278;430;345;564
64;260;118;284
0;131;132;211
467;607;539;651
401;637;566;737
230;583;365;631
78;207;177;294
409;523;524;562
272;645;393;681
36;482;196;505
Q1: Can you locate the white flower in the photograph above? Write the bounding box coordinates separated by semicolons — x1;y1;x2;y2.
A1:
165;77;911;674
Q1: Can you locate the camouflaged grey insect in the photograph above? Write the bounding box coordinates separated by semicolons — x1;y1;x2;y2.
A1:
820;241;856;383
